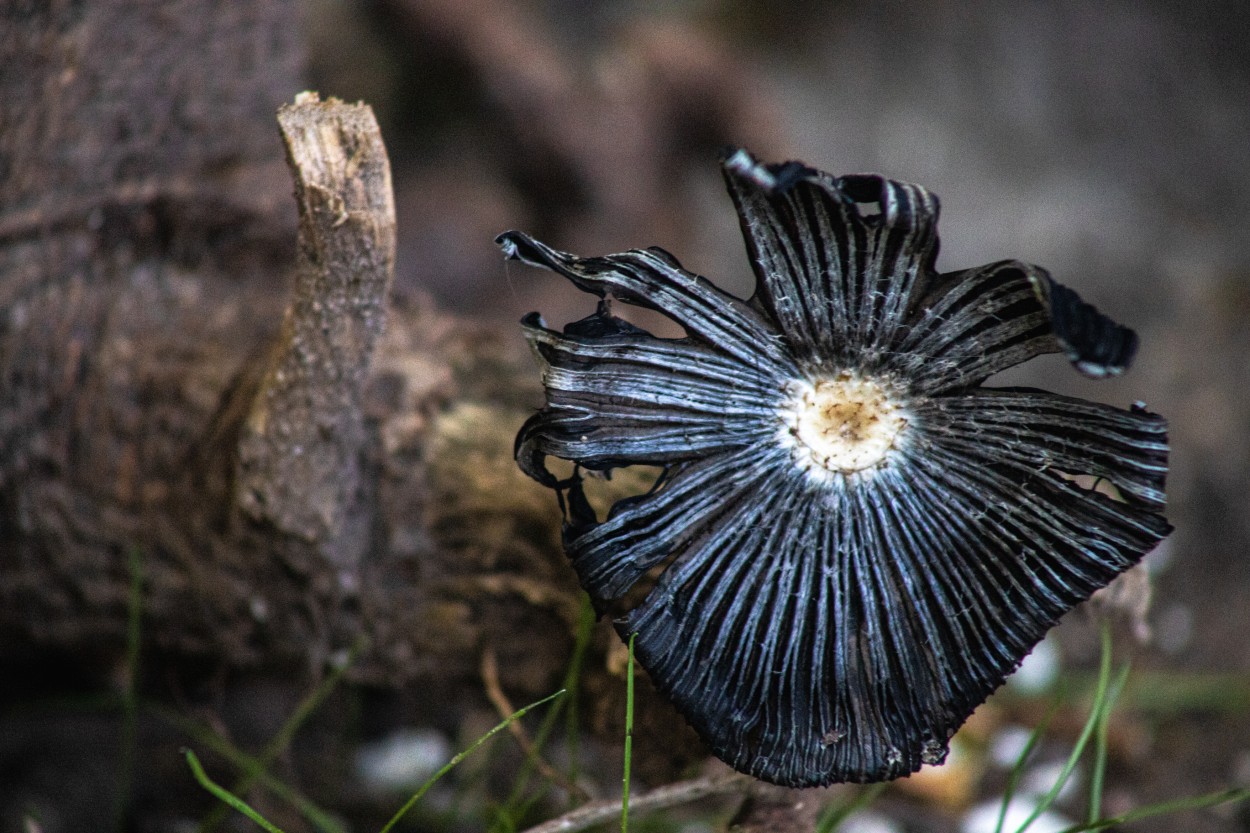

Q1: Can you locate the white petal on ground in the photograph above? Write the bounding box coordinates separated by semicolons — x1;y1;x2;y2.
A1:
989;724;1037;769
354;727;452;792
1006;637;1061;695
839;810;905;833
962;797;1075;833
1021;760;1083;803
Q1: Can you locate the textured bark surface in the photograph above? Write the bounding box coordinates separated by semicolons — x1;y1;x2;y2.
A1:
0;1;583;693
1;0;303;660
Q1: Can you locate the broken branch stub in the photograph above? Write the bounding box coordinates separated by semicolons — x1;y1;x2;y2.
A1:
235;94;396;560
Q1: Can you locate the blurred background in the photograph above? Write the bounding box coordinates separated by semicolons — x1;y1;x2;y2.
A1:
305;1;1250;825
5;0;1250;831
304;0;1250;827
309;0;1250;591
308;0;1250;672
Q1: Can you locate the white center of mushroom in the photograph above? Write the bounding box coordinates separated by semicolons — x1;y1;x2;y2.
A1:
779;372;909;479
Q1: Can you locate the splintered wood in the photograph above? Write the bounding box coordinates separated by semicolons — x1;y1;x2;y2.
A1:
235;95;396;562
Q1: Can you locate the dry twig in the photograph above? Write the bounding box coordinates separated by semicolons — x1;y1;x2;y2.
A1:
480;647;590;801
519;771;754;833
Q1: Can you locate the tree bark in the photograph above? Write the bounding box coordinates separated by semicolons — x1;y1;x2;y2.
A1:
0;2;580;695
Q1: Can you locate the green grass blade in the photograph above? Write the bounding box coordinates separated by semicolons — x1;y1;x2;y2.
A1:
994;702;1059;833
1012;628;1127;833
621;632;636;833
185;749;288;833
259;636;369;764
492;595;596;831
113;545;145;832
198;635;367;833
158;706;345;833
379;689;567;833
815;783;888;833
1087;624;1115;823
564;595;597;792
1058;785;1250;832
